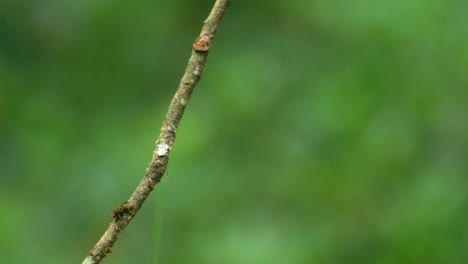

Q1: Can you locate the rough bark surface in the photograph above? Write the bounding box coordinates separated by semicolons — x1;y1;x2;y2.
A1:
82;1;230;263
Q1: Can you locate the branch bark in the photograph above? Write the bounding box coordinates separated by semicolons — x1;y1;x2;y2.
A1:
82;1;231;263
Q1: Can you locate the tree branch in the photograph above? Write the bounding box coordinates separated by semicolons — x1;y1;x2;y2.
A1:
82;1;231;263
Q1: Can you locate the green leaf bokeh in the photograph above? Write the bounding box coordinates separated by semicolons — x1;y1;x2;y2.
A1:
1;0;467;263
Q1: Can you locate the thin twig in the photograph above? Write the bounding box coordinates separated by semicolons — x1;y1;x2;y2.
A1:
82;1;230;263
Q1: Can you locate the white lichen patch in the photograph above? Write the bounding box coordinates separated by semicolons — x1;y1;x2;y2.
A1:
180;98;187;106
192;69;201;76
82;256;94;264
157;143;170;156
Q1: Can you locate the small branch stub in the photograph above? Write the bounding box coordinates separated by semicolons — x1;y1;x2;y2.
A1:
193;34;212;52
112;202;132;220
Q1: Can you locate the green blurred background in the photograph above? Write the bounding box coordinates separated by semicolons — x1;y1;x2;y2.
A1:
1;0;467;263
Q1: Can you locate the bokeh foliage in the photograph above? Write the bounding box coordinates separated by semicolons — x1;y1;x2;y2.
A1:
1;0;467;263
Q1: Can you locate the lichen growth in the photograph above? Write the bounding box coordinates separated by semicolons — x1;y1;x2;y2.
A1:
157;143;169;156
82;256;94;264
